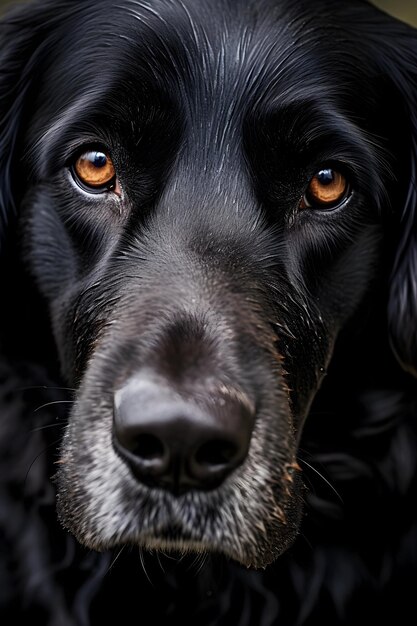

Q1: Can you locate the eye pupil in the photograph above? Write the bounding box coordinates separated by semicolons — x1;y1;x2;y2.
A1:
316;168;335;185
92;152;107;168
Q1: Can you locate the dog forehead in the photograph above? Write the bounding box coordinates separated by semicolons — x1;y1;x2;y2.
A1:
26;0;378;176
34;0;332;115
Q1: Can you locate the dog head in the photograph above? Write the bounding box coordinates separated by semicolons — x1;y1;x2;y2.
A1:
1;0;416;568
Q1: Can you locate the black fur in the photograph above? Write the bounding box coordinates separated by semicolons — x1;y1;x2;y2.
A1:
1;0;416;624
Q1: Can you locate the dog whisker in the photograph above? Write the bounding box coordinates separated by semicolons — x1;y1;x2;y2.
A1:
298;458;343;503
31;422;66;433
138;548;155;588
24;439;63;488
34;400;75;412
107;546;126;572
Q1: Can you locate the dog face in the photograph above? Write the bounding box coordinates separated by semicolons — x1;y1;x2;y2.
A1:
1;0;416;569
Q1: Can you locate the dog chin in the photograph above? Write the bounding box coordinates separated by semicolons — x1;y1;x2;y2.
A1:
56;477;304;570
72;523;302;570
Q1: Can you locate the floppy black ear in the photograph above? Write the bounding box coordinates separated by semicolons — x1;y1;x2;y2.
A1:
0;1;59;252
367;10;417;378
388;131;417;379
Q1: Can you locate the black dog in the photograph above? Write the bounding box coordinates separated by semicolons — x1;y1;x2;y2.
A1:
1;0;416;624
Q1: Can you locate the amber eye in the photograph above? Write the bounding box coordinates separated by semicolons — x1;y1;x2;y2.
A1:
301;168;349;210
73;150;116;191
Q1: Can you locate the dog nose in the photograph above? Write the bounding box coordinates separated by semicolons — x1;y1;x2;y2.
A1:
113;378;254;495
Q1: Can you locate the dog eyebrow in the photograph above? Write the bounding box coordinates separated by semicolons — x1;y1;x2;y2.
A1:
247;98;391;206
25;78;178;180
26;88;114;178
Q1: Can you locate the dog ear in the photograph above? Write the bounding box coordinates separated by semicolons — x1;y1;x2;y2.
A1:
369;13;417;378
0;2;57;252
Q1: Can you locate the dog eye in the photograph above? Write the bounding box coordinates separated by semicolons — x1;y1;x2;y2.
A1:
301;168;349;210
72;150;116;191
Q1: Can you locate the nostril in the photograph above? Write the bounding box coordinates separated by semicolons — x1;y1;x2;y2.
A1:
189;436;246;489
194;439;239;468
132;433;165;460
114;427;169;484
